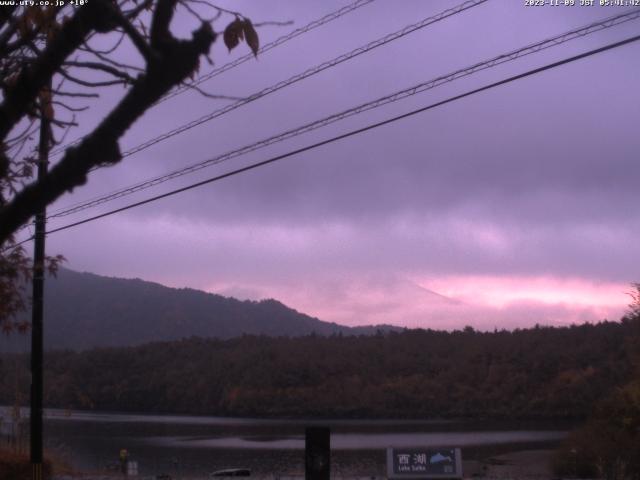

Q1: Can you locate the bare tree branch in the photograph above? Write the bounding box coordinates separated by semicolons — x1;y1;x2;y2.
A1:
0;0;269;331
112;12;156;63
82;31;126;56
0;16;216;242
51;117;78;128
253;20;294;28
0;0;120;140
123;0;154;20
52;90;100;98
180;82;244;101
151;0;178;48
51;101;89;113
63;60;137;83
80;45;144;72
58;68;129;88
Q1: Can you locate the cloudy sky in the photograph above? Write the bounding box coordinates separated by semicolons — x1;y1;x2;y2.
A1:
22;0;640;329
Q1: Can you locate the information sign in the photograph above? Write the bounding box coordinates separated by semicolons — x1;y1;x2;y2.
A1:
386;447;462;479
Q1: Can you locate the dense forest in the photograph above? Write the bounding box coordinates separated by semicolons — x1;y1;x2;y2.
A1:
2;319;639;420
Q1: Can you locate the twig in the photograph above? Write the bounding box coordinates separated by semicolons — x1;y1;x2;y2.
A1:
124;0;154;19
253;20;294;28
112;11;156;63
83;31;126;56
63;60;137;83
52;101;89;113
180;82;245;101
80;45;144;72
52;90;100;98
58;69;129;88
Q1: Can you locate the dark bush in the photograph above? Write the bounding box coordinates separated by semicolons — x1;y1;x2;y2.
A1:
553;381;640;480
0;449;52;480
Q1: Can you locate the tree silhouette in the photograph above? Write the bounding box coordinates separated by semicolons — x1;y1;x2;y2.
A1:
0;0;260;329
628;283;640;319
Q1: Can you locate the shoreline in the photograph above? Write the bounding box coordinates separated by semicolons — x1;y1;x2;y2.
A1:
48;449;556;480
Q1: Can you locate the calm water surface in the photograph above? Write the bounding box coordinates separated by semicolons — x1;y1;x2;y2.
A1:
2;408;570;477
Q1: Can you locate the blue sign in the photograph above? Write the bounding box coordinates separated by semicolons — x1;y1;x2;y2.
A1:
387;448;462;479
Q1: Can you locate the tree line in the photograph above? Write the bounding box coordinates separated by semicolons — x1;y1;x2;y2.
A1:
2;319;639;420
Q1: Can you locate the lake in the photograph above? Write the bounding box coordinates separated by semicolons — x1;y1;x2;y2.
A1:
1;408;570;478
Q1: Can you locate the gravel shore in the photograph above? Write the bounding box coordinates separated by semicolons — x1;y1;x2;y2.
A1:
51;449;556;480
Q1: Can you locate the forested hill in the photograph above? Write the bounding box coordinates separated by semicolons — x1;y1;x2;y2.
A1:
2;268;399;351
2;320;638;419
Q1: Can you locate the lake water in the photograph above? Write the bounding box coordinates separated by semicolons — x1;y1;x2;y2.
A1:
1;408;569;478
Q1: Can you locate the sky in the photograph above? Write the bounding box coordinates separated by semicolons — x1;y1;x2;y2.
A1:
18;0;640;330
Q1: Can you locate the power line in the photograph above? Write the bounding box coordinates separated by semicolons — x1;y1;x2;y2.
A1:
49;0;488;171
47;8;640;220
119;0;488;158
48;0;377;158
159;0;377;104
47;0;490;217
38;33;640;239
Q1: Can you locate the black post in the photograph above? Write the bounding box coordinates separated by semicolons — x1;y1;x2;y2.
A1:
305;427;330;480
31;86;50;480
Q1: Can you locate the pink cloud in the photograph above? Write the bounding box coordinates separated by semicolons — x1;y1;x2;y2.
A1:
54;217;632;331
205;274;628;331
416;275;629;309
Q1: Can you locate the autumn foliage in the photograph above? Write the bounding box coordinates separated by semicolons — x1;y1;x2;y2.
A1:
552;303;640;480
2;319;639;419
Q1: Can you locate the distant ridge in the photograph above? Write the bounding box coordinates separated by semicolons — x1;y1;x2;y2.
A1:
1;268;401;352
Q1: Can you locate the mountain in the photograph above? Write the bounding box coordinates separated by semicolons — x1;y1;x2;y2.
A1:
1;268;401;352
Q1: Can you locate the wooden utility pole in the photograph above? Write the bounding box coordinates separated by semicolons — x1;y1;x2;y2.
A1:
31;83;50;480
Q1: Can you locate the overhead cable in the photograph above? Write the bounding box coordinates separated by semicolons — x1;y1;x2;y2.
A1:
49;0;378;157
36;33;640;240
47;8;640;220
119;0;488;158
160;0;378;104
50;0;488;165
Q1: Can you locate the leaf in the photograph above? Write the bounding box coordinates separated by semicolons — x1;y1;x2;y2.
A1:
242;19;259;58
223;18;244;52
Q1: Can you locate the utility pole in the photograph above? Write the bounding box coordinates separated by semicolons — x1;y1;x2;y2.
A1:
31;82;50;480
